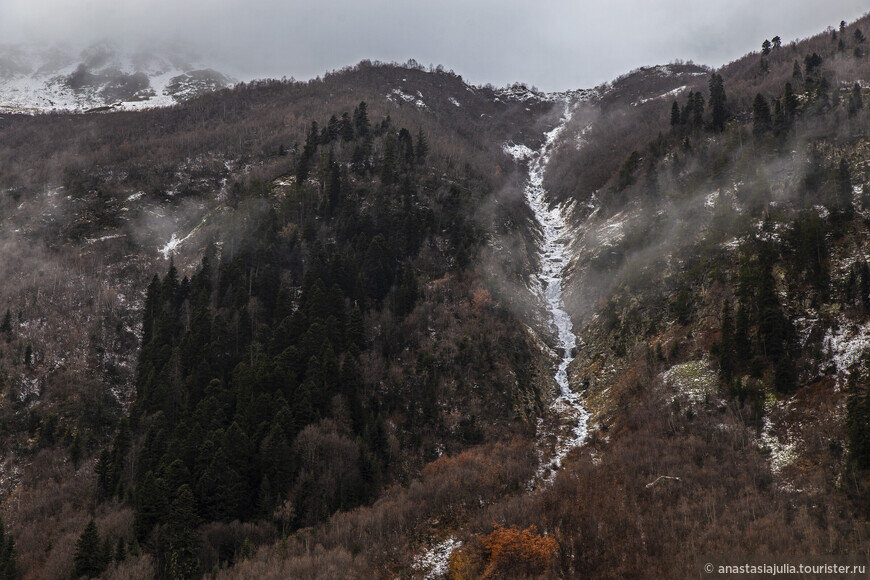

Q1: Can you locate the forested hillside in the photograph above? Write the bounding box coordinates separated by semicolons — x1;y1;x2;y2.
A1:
0;12;869;580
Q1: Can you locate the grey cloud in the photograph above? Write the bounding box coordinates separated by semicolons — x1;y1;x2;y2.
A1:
0;0;867;90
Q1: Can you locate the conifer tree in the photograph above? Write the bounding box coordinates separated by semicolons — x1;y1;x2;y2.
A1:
670;100;680;127
165;485;201;579
762;39;771;56
353;102;370;138
708;74;727;132
340;112;354;141
835;158;853;214
792;60;803;82
849;82;863;116
719;300;735;384
773;99;787;138
691;92;705;128
73;520;105;579
414;129;428;164
0;310;10;335
0;516;17;580
847;368;870;469
752;94;772;136
783;82;799;121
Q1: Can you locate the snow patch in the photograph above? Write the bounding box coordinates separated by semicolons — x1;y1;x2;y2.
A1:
85;233;125;244
413;538;461;579
823;322;870;380
633;85;688;106
387;88;428;110
759;415;798;476
159;231;192;259
662;359;719;404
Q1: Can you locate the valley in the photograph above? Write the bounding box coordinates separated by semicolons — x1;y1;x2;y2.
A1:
0;12;870;579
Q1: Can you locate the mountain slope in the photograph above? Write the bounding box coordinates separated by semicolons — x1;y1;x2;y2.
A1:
1;13;870;580
0;42;233;113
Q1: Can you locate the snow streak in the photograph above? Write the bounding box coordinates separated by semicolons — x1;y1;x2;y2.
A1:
507;104;589;483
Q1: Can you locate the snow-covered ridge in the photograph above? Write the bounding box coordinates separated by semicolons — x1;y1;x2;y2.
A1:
494;83;596;105
0;42;233;113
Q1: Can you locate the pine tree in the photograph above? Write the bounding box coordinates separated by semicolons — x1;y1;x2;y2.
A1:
380;133;397;185
783;82;799;121
849;82;863;117
0;516;17;580
762;39;771;56
773;355;797;393
353;101;370;138
708;74;727;132
835;157;854;214
859;261;870;314
719;299;735;384
73;520;105;579
752;94;772;136
115;537;126;563
773;99;787;138
856;28;866;45
165;485;201;580
772;36;781;48
691;92;705;128
670;100;680;127
394;268;419;318
414;129;428;164
340;112;354;141
792;60;803;82
0;310;10;335
847;369;870;469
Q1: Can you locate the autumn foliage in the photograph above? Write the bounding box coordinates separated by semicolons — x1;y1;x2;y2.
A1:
450;525;557;578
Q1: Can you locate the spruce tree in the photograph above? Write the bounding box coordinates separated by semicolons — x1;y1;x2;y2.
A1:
165;485;201;580
72;520;105;579
792;60;803;82
719;299;735;384
708;74;727;132
847;369;870;469
0;310;10;335
340;112;354;141
773;99;787;138
783;82;799;121
691;92;705;128
414;129;428;164
0;517;17;580
773;356;797;393
752;94;772;136
849;82;863;116
734;301;752;364
353;102;370;138
835;158;853;214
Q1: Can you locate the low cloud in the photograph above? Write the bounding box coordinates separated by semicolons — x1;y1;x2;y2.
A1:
0;0;867;90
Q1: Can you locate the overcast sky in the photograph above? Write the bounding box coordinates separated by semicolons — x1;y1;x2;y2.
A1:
1;0;868;90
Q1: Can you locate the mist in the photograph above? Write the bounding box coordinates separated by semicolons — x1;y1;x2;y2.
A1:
1;0;867;91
